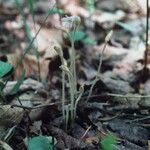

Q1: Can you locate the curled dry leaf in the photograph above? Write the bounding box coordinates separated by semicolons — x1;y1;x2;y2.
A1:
0;105;24;126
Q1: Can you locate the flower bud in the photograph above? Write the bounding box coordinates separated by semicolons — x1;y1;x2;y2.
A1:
59;65;72;76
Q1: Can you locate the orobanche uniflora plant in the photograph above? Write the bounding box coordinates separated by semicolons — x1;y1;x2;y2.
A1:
87;30;113;102
54;16;84;129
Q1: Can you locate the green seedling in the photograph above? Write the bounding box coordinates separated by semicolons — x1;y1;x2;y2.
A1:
0;61;13;79
100;133;117;150
0;61;13;102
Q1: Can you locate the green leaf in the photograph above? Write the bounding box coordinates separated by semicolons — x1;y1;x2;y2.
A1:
10;69;26;95
27;136;55;150
100;134;117;150
28;0;34;20
83;37;97;45
48;8;65;14
0;61;13;78
70;30;86;41
116;21;134;33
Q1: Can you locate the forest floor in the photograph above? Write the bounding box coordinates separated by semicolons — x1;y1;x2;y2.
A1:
0;0;150;149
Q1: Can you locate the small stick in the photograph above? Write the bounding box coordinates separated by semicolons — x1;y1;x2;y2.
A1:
142;0;149;82
128;116;150;123
82;93;150;100
11;102;57;110
144;0;149;70
98;112;122;122
0;140;13;150
80;125;91;140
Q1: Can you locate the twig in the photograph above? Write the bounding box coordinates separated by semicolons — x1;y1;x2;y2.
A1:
143;0;149;72
98;112;122;122
0;140;13;150
80;125;91;139
106;93;150;98
82;93;150;100
128;115;150;123
11;102;57;110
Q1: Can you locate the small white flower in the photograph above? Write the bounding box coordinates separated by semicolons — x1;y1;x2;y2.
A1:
61;16;81;30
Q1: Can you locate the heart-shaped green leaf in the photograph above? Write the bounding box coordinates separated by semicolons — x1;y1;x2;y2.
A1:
100;134;117;150
27;136;55;150
0;61;13;78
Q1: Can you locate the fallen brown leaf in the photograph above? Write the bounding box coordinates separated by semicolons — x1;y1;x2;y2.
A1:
6;52;50;81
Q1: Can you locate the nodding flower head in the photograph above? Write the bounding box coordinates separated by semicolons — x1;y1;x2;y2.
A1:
61;16;81;30
59;65;73;77
54;46;63;58
105;30;113;42
79;83;84;93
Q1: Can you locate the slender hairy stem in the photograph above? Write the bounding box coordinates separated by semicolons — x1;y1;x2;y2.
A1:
68;32;77;122
72;27;78;93
68;72;75;121
65;104;70;131
62;71;65;119
69;33;77;95
86;42;108;101
74;89;84;118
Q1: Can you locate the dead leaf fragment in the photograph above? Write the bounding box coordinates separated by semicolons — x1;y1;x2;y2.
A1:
0;105;24;126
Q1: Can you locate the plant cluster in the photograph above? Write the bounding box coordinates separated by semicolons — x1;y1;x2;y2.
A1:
54;15;113;129
54;16;85;129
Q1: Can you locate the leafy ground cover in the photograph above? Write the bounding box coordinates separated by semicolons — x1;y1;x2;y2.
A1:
0;0;150;149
